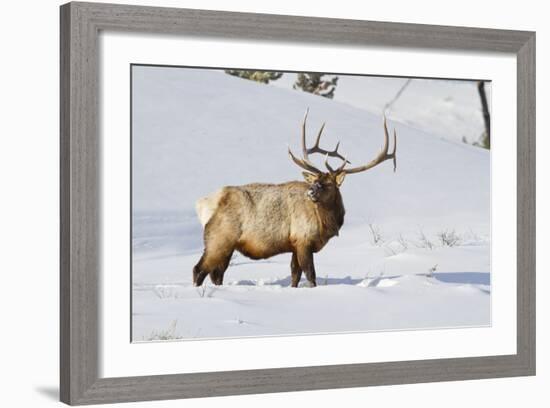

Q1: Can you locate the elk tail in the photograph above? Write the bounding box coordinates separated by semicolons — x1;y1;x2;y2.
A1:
195;189;223;227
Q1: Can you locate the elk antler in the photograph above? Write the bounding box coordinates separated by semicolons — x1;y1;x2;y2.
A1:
342;116;397;174
288;108;350;174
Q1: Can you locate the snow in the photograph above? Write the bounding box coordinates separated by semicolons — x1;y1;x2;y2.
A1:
273;73;491;145
131;66;490;341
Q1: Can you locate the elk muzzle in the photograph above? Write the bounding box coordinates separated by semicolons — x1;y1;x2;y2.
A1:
307;181;323;202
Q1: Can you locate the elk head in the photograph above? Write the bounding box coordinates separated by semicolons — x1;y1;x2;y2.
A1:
288;109;397;204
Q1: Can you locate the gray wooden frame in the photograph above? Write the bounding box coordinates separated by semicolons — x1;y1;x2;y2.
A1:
60;1;536;405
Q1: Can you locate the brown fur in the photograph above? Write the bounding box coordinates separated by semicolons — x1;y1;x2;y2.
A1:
193;173;346;287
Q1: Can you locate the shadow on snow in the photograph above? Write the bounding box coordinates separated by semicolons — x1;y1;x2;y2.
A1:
231;272;490;288
432;272;490;285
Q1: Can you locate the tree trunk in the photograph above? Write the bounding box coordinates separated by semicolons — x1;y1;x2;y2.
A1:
477;81;491;148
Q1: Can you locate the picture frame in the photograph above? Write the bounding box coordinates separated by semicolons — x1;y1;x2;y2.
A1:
60;1;535;405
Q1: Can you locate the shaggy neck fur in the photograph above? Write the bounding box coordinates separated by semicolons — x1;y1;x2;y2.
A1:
313;190;345;241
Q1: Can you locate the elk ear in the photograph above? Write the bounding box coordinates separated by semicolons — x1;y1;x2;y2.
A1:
335;172;346;186
302;172;318;184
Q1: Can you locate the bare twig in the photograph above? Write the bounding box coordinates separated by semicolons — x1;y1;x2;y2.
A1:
145;320;179;341
427;264;438;278
383;78;412;115
438;229;461;247
416;229;434;250
368;223;384;246
397;233;408;250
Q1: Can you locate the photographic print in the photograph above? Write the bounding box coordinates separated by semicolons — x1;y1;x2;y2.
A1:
131;65;491;342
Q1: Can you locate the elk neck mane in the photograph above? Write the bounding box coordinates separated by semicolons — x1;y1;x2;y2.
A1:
311;187;345;241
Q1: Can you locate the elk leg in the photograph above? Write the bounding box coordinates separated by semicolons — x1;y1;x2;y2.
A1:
193;240;235;287
193;251;232;286
193;255;209;287
209;250;234;286
195;211;239;286
296;248;316;287
290;252;302;288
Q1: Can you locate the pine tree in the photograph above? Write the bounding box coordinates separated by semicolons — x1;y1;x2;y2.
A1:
224;70;283;84
293;73;339;99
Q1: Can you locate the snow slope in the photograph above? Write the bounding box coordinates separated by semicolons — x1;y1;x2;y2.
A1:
131;66;490;341
273;73;491;145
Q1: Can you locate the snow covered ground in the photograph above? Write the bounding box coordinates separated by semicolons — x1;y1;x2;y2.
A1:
131;66;490;341
273;73;491;145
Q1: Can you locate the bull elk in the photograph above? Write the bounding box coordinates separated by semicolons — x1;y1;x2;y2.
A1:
193;110;397;287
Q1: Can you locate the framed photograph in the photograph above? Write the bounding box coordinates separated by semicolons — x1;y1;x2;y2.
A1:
60;2;535;405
